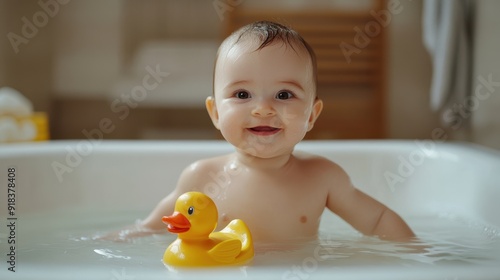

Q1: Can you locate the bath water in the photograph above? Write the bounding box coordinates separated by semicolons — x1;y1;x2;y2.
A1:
4;208;500;278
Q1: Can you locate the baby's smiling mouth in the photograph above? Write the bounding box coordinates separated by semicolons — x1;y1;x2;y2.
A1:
247;126;281;136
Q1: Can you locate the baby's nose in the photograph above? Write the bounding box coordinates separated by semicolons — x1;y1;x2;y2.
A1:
251;99;276;117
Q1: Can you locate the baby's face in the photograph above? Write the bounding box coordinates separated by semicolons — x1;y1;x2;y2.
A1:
208;40;322;158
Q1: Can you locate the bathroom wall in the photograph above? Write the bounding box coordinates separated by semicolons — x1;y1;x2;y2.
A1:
1;0;54;113
52;0;222;98
49;0;221;139
471;0;500;150
0;1;6;86
52;0;123;98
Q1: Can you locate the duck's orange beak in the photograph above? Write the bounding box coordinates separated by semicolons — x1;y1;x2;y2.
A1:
162;212;191;234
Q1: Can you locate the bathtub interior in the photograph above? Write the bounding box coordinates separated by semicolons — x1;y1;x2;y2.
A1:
1;140;500;279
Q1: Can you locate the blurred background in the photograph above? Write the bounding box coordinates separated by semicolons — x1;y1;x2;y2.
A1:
0;0;499;149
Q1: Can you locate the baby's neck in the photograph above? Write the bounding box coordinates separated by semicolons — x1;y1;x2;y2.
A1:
233;150;294;171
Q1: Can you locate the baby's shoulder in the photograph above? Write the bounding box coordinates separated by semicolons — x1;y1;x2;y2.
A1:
293;151;349;178
293;151;337;167
175;154;230;192
181;154;229;177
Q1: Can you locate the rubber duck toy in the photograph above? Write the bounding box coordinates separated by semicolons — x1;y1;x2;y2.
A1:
161;191;254;267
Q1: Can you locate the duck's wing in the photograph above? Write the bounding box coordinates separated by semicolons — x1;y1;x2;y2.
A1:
219;219;253;253
208;239;242;263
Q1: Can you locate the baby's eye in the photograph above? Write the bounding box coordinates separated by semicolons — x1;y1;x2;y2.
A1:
188;206;194;215
235;91;250;99
276;91;294;100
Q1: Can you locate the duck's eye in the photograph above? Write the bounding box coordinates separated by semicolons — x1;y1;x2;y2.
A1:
235;91;250;99
188;206;194;215
276;91;293;100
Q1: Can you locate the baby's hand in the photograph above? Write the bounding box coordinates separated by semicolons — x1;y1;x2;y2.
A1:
96;221;162;242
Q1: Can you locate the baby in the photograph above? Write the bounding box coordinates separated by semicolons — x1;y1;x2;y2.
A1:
126;21;414;243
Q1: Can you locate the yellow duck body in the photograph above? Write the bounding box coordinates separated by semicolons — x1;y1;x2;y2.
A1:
162;192;254;267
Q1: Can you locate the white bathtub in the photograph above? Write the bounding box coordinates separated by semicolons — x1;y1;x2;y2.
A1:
1;140;499;279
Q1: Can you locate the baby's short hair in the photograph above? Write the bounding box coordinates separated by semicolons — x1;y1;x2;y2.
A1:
215;21;317;92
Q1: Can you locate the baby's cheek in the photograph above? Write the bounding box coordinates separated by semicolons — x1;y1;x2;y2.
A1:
286;112;311;132
216;110;234;128
218;118;242;145
219;117;237;134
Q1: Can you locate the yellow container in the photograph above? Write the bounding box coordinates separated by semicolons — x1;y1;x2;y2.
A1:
0;112;49;142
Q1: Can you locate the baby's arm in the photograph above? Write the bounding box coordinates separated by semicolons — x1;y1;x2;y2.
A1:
326;163;415;241
100;162;202;241
140;162;205;231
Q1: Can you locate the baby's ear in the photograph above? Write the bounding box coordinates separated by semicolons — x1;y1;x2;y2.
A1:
307;98;323;131
205;96;220;129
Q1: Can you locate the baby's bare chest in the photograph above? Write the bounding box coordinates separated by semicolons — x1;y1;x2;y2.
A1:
205;173;327;240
